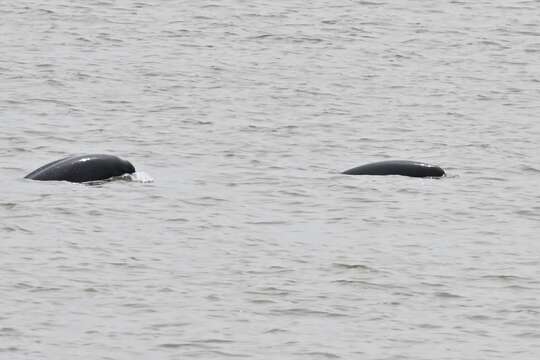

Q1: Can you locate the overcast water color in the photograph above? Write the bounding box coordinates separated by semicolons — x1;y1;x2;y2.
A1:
1;1;540;359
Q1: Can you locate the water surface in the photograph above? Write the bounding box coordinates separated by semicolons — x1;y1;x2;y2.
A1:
2;1;540;359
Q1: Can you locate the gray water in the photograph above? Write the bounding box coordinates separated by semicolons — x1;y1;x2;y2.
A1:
2;1;540;359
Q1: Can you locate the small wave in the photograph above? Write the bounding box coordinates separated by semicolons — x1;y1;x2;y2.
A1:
515;332;540;339
0;202;17;209
150;322;190;330
193;339;234;344
481;274;527;281
333;279;397;289
295;351;341;359
271;308;347;318
128;171;154;183
434;291;463;299
109;172;154;183
466;314;491;321
333;263;376;271
159;343;190;349
522;165;540;173
245;220;288;225
83;172;154;186
416;323;443;329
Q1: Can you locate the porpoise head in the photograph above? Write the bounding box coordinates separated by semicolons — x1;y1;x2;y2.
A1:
120;159;136;175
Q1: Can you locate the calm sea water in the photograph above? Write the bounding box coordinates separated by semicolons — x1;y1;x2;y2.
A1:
2;1;540;359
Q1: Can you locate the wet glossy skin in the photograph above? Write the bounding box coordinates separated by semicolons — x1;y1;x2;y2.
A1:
342;160;445;178
25;154;136;183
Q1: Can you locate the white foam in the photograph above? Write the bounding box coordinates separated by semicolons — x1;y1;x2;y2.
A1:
127;171;154;183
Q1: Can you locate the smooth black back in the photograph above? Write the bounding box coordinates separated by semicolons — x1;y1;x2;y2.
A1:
25;154;135;183
342;160;445;178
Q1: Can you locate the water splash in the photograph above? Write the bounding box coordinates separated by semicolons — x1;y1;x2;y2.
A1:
126;171;154;183
84;172;154;185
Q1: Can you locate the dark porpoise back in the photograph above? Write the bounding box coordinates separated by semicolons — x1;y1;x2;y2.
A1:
342;160;445;178
25;154;136;183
